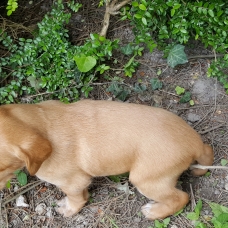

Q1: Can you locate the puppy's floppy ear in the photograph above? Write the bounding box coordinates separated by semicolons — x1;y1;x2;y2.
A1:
14;133;52;176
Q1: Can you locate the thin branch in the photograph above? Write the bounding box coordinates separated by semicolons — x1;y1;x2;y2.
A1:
190;164;228;170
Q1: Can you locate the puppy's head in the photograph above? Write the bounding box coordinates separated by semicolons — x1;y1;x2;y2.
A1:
0;106;52;189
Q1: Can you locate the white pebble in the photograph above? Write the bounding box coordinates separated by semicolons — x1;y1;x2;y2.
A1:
16;195;29;207
35;203;47;215
225;183;228;190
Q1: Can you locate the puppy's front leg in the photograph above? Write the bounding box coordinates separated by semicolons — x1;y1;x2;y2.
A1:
56;176;91;217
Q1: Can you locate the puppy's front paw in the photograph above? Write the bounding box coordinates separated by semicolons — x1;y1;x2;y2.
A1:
141;202;171;220
56;197;81;217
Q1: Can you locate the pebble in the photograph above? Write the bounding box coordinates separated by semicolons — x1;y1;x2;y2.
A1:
45;207;52;217
187;113;201;122
35;203;47;215
225;183;228;190
14;185;19;192
16;195;29;207
204;210;209;215
133;217;141;223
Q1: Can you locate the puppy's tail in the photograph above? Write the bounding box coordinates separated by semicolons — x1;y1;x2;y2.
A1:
191;144;214;176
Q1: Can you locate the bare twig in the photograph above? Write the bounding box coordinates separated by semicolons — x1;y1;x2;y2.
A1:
190;164;228;170
198;123;226;134
1;180;43;206
189;183;196;210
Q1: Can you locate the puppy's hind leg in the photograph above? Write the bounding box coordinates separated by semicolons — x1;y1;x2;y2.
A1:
131;176;189;220
191;143;214;176
56;175;91;217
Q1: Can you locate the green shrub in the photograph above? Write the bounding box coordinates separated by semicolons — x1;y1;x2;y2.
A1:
121;0;228;90
0;1;119;104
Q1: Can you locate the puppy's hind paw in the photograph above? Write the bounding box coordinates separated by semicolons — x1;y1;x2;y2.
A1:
141;201;171;220
56;197;81;217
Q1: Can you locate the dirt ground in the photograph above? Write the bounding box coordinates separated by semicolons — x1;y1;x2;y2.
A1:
0;1;228;227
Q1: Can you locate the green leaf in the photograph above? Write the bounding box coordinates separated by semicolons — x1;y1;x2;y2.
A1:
157;69;162;76
204;171;211;177
175;86;185;95
14;170;21;175
7;10;12;16
195;199;203;215
132;1;138;7
154;220;162;228
117;89;129;101
74;55;97;72
167;44;188;68
221;159;228;166
6;180;11;189
134;83;147;93
134;14;142;19
139;4;146;11
17;171;27;186
163;217;170;225
109;175;121;182
180;28;187;34
180;92;191;103
27;76;41;90
173;4;181;10
195;222;207;228
208;9;214;17
142;17;147;25
121;44;134;55
189;100;195;106
187;212;199;221
174;208;184;216
125;56;135;68
150;78;163;90
217;213;228;223
209;202;228;217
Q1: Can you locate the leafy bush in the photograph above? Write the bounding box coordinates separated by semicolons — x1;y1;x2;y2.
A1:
121;0;228;91
2;0;228;104
0;1;119;104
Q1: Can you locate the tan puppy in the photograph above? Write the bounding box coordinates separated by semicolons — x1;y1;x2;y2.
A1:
0;100;213;220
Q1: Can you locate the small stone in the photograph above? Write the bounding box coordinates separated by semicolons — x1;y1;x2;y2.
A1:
35;203;47;215
133;217;141;222
45;207;52;217
225;183;228;190
187;113;201;122
14;185;19;192
16;195;29;207
204;210;209;215
214;189;220;195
